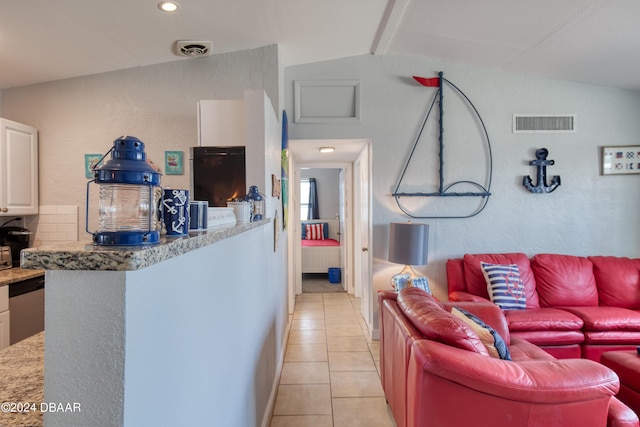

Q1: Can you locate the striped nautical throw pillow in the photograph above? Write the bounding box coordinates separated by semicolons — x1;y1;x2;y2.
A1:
305;223;325;240
481;262;526;310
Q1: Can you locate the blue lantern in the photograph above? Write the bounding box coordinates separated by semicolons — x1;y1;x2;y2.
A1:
87;136;162;246
244;185;265;222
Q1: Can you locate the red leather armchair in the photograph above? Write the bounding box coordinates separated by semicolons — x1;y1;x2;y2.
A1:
379;287;638;427
409;340;619;426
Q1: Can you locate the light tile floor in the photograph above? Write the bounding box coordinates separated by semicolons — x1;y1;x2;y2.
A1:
270;290;396;427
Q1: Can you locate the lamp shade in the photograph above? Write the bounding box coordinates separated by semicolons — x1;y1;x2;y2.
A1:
388;222;429;266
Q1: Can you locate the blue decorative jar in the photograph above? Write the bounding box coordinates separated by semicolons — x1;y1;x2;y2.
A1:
244;185;265;222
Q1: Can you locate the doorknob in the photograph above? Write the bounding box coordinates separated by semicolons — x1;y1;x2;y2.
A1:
362;247;368;252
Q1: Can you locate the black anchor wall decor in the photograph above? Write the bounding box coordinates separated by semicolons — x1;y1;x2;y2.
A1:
523;148;561;194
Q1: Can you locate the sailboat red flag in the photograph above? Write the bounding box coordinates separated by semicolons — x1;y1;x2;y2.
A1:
413;76;440;87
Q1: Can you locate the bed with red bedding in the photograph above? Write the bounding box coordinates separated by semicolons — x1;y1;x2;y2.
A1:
301;238;340;247
301;219;341;273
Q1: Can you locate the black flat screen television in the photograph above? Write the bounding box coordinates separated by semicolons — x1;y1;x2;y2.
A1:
191;146;246;207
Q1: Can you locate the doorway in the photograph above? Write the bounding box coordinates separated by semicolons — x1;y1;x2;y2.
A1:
287;139;373;332
300;167;344;294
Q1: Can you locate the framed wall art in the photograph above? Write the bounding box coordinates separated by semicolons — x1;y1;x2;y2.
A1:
272;174;281;198
85;154;103;178
601;146;640;175
164;151;184;175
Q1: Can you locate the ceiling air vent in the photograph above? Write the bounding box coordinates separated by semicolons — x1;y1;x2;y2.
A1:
513;114;576;133
174;41;213;57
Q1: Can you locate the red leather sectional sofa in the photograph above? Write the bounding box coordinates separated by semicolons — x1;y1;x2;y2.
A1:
447;253;640;361
378;287;638;427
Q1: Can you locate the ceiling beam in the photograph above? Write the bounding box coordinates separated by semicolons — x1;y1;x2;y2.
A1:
370;0;411;55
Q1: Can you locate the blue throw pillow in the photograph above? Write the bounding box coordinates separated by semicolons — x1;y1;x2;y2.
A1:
452;307;512;361
480;262;526;310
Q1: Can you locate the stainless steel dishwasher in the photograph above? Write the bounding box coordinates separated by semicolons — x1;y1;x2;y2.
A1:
9;276;44;345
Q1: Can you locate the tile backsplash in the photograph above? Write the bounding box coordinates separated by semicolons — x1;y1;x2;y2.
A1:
27;205;79;246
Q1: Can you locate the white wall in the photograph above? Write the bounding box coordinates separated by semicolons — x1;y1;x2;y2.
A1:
44;224;287;427
0;45;279;241
285;53;640;331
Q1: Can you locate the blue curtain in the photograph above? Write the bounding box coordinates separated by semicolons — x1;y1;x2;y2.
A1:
307;178;319;219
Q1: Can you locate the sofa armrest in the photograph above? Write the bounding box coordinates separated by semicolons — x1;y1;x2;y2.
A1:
378;289;398;302
448;291;491;303
410;340;619;404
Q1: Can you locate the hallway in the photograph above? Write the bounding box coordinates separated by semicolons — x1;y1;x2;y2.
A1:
270;291;395;426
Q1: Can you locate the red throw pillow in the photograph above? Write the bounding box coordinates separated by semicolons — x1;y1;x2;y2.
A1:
305;223;325;240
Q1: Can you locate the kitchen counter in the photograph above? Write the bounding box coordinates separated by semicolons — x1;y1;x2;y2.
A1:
0;331;44;427
20;220;267;271
18;218;283;426
0;267;44;287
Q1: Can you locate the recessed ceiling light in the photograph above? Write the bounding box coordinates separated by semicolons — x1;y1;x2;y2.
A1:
158;1;180;12
319;147;335;153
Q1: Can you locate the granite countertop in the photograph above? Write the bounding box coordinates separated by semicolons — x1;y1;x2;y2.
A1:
0;332;44;427
0;268;45;287
20;219;269;271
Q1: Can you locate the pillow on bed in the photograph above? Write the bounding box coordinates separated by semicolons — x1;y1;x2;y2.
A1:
305;223;325;240
301;222;329;239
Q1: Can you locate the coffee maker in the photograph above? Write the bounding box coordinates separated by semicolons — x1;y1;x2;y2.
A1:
0;226;32;267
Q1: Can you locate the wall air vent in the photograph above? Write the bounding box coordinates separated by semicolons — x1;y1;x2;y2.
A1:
174;41;213;57
513;114;576;133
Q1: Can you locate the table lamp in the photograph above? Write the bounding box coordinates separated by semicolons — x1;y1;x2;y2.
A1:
388;222;430;293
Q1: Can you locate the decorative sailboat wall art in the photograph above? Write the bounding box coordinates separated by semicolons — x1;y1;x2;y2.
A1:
392;72;493;219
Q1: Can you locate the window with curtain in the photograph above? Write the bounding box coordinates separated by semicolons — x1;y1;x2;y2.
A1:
300;179;310;220
300;178;319;220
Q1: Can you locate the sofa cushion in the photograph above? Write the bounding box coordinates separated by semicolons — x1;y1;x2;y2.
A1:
590;256;640;309
561;306;640;332
583;332;640;345
531;254;598;307
508;336;556;362
452;307;511;360
510;330;586;346
481;262;526;310
504;307;584;331
397;287;490;356
462;253;540;308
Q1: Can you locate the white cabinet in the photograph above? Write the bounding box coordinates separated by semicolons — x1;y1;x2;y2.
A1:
197;100;246;147
0;286;9;349
0;118;38;216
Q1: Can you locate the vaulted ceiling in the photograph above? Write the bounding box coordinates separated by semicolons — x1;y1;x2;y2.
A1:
2;0;640;91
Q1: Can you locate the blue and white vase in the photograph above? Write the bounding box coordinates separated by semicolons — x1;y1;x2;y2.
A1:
162;189;189;235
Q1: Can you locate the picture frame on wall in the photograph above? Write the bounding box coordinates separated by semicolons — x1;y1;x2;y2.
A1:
84;154;103;178
272;174;281;198
601;146;640;175
164;151;184;175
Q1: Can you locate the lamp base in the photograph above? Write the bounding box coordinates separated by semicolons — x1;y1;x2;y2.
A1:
391;265;431;294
